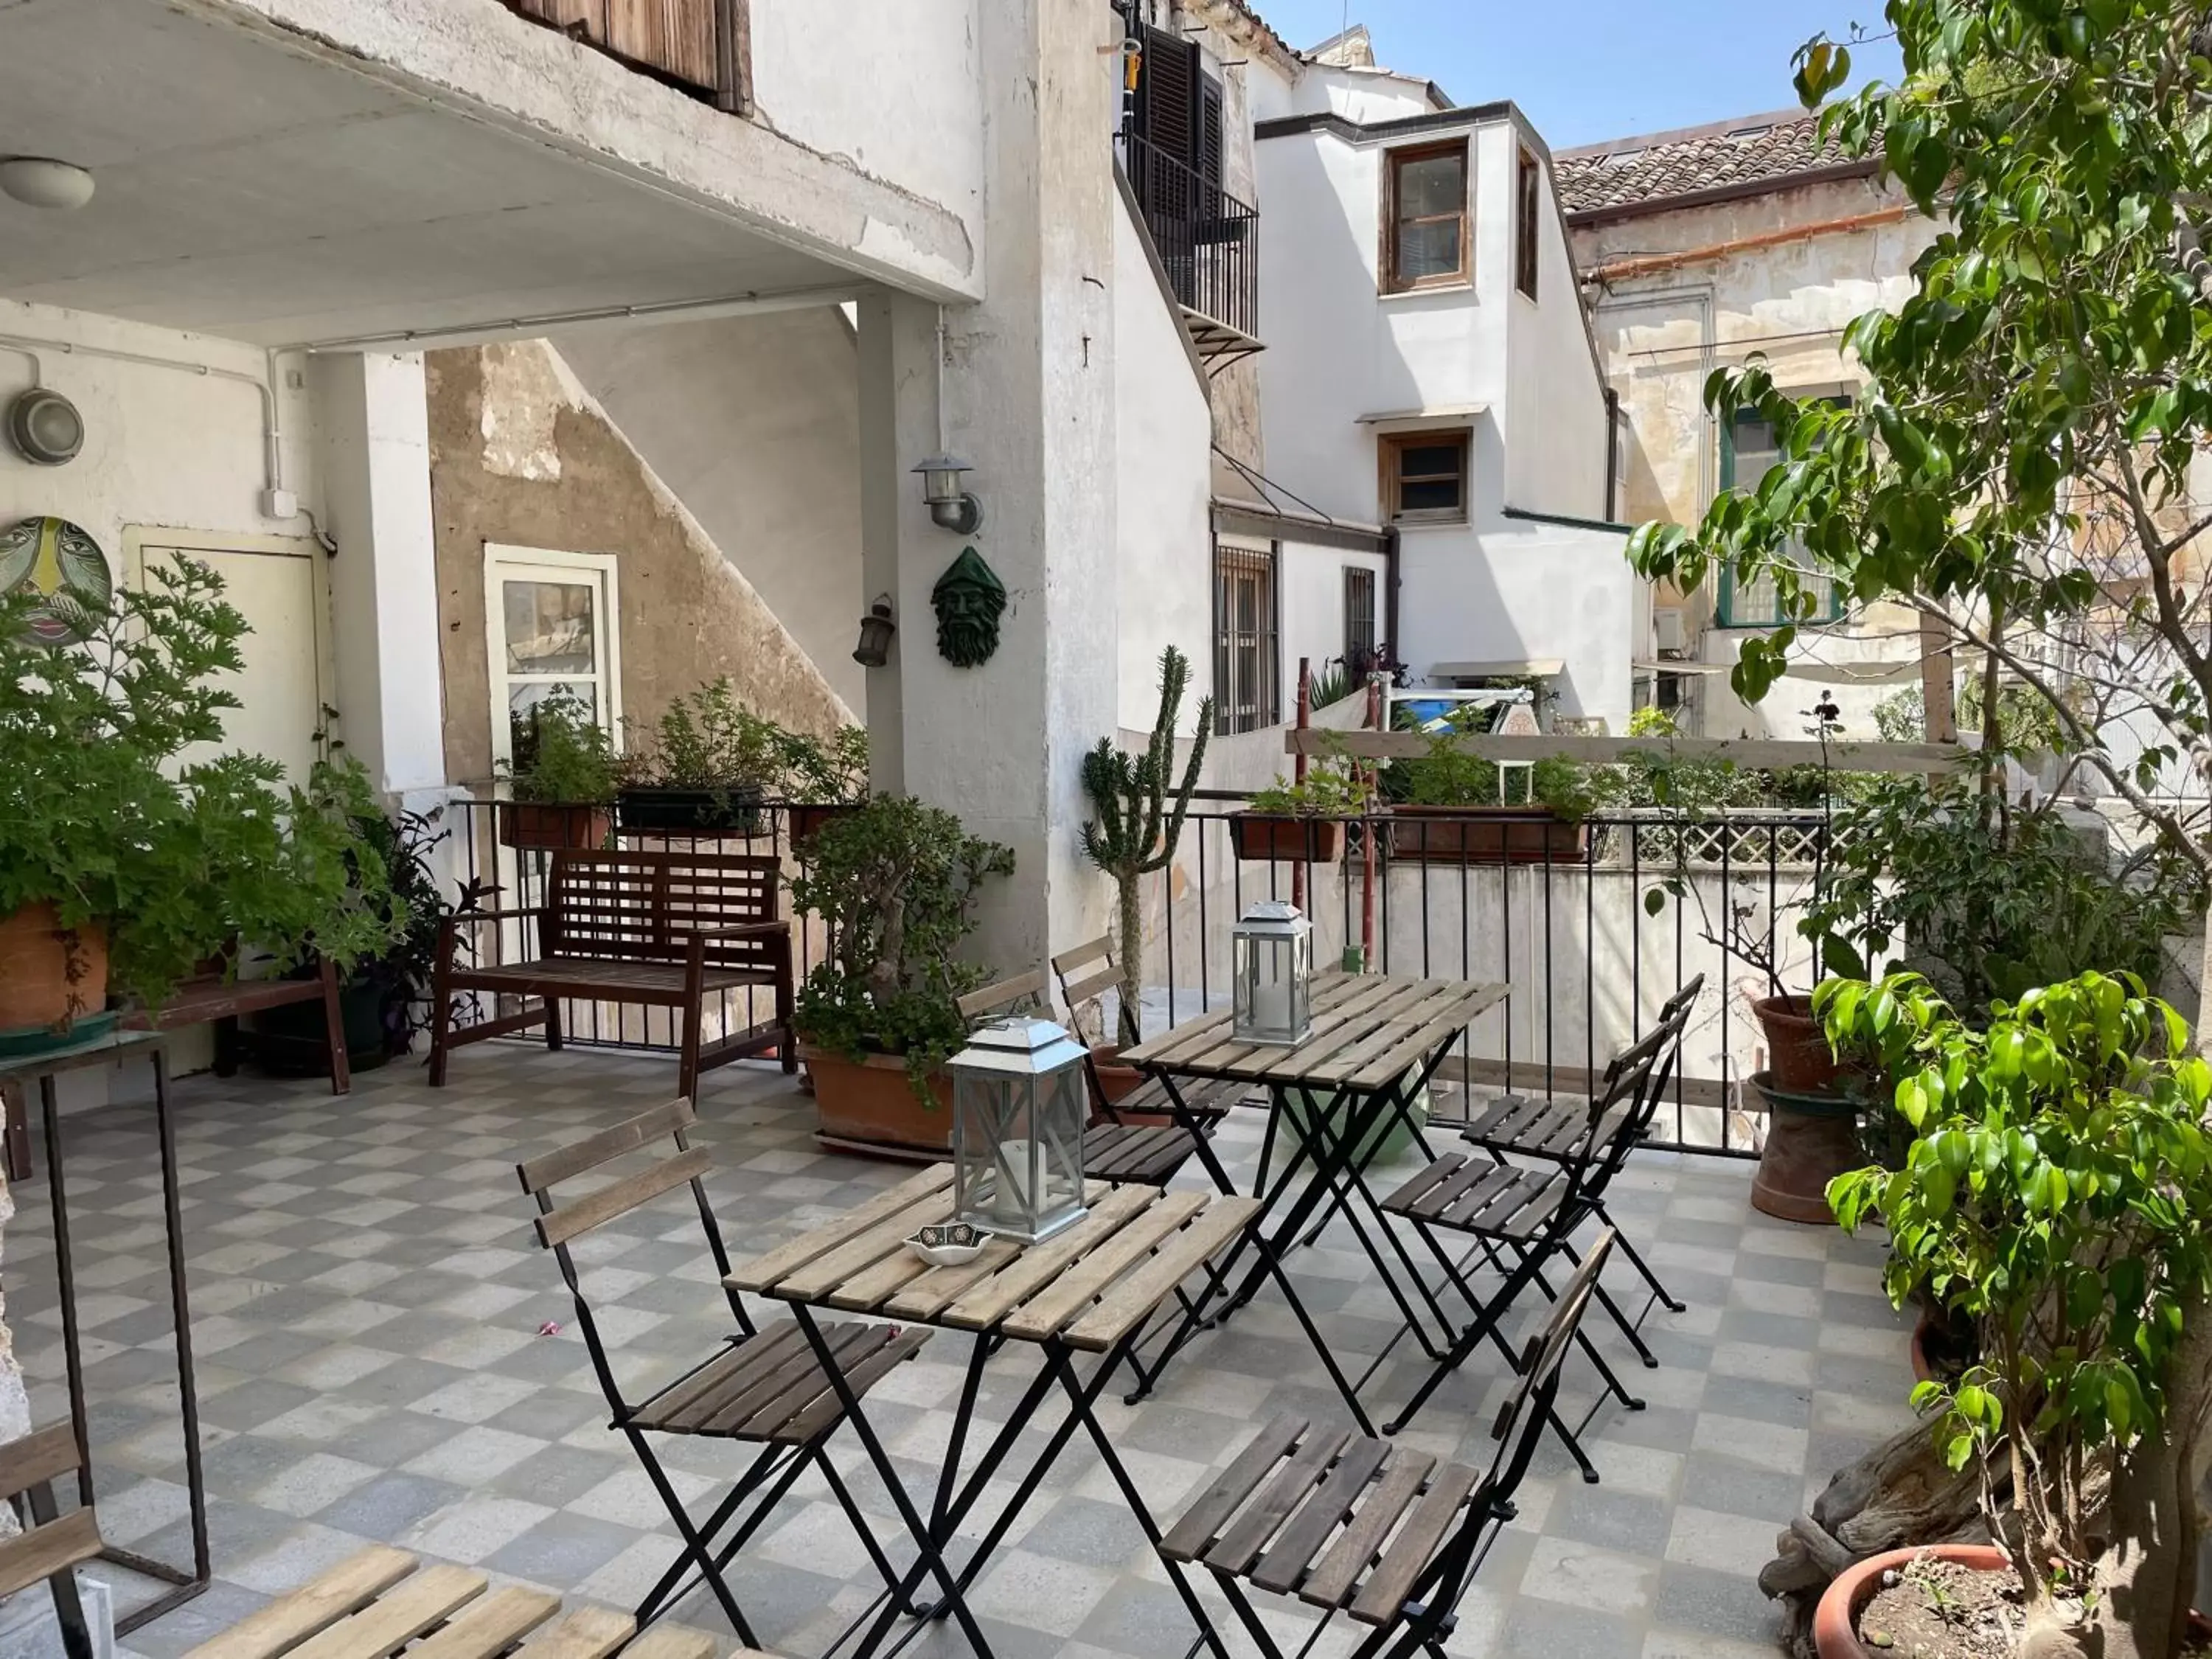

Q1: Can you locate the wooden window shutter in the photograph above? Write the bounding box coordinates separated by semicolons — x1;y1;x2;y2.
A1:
1137;22;1199;161
1198;72;1224;187
605;0;719;92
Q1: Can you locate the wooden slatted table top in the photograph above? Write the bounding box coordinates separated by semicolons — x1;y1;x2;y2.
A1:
1119;973;1509;1090
181;1543;741;1659
727;1165;1260;1354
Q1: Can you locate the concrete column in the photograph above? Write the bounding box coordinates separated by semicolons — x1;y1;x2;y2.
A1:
313;352;448;799
855;0;1121;976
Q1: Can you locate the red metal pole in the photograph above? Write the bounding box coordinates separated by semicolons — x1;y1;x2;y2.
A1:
1361;677;1380;970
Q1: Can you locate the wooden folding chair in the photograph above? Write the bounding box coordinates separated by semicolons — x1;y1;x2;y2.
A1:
0;1422;100;1659
517;1100;928;1645
1157;1234;1621;1659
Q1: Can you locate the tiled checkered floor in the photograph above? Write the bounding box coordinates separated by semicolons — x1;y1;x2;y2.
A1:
1;1043;1915;1659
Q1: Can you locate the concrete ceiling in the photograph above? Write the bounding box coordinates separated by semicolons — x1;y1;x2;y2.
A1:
0;0;854;347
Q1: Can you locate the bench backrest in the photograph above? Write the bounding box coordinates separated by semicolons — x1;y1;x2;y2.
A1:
544;850;782;972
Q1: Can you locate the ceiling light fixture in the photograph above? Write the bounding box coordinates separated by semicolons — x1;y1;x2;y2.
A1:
0;158;95;212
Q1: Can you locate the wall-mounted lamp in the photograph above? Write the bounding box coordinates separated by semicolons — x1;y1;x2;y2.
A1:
853;595;897;667
912;455;984;536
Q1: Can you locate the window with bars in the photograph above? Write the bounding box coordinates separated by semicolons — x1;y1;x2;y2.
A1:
1214;542;1280;734
1384;139;1470;291
1716;406;1851;627
1343;567;1377;675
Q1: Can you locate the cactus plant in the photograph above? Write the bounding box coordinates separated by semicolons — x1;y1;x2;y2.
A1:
1079;647;1213;1045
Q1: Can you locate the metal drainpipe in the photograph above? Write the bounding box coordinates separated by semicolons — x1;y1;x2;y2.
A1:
1382;524;1402;681
1602;386;1621;520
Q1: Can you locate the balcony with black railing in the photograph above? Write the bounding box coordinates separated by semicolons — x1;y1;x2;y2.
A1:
1118;131;1262;365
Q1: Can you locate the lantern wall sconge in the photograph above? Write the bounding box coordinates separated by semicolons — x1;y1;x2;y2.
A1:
1232;900;1314;1046
948;1016;1091;1244
852;595;897;667
913;454;984;535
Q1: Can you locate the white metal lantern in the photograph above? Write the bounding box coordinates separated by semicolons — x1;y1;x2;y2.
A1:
1233;900;1314;1046
948;1016;1091;1244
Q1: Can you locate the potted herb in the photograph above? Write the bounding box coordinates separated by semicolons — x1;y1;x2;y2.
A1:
1818;970;2212;1659
787;795;1014;1154
1389;718;1608;865
778;723;871;852
1079;646;1211;1063
619;677;778;836
0;563;399;1054
500;690;621;850
1233;739;1375;863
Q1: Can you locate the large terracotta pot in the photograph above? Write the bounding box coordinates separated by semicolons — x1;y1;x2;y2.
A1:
1754;993;1845;1093
1230;814;1346;864
500;802;611;852
1088;1045;1145;1106
1748;1070;1862;1225
0;904;110;1040
1814;1545;2008;1659
804;1043;953;1156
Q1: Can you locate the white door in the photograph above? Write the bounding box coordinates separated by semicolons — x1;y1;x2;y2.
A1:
128;532;333;785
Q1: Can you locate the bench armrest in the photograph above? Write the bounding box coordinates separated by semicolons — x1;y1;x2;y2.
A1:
442;905;546;927
684;919;790;941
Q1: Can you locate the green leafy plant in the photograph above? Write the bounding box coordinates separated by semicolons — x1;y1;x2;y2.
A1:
774;724;869;804
787;795;1014;1102
1079;647;1211;1046
1824;970;2212;1659
631;677;779;794
1248;760;1371;817
504;691;623;805
0;563;400;1010
1304;662;1357;710
341;806;461;1054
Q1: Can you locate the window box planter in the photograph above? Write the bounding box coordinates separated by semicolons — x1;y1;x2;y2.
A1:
803;1043;953;1157
498;802;611;852
1388;804;1588;866
616;785;767;837
787;802;862;853
1229;813;1347;864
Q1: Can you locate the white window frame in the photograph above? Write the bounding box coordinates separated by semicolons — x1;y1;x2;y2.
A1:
483;544;623;768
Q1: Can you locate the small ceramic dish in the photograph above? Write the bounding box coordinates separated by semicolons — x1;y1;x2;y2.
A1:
905;1221;985;1267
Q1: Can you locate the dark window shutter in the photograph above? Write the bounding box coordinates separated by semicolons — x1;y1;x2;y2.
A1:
1137;22;1198;163
1198;72;1223;187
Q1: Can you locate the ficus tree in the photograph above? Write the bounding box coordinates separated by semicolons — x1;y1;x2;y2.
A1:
1825;972;2212;1659
1622;7;2212;1654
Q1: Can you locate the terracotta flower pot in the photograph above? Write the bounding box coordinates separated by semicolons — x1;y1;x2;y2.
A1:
803;1043;953;1156
0;904;110;1047
500;802;612;851
1748;1070;1862;1225
787;802;860;853
1814;1545;2009;1659
1754;993;1845;1093
1391;805;1589;866
1230;813;1345;863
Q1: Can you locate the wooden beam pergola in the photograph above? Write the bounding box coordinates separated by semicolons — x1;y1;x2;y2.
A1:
1286;728;1969;775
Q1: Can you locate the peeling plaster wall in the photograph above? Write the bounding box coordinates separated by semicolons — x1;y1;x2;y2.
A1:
426;339;852;787
553;311;866;713
1575;174;1938;737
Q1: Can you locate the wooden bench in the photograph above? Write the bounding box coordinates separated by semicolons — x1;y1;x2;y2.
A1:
121;956;351;1095
428;849;795;1100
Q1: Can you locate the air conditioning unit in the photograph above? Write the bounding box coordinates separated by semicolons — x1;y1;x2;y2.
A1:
1653;607;1688;655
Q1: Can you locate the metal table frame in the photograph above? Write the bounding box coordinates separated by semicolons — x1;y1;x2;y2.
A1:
0;1030;209;1635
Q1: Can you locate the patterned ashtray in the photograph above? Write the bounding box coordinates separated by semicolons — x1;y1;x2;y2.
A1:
905;1221;985;1267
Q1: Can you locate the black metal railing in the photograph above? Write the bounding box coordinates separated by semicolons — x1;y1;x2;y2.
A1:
430;796;1832;1157
1119;131;1260;342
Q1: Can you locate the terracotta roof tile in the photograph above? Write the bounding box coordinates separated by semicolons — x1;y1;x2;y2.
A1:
1555;109;1865;218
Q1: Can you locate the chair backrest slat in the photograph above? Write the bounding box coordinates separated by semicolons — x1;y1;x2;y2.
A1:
0;1422;100;1625
0;1422;79;1500
518;1099;697;1196
958;968;1047;1025
0;1508;100;1604
1049;936;1114;976
545;850;782;970
535;1147;712;1248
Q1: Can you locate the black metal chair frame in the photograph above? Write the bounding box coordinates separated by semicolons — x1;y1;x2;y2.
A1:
516;1100;925;1648
1459;976;1705;1327
1380;993;1697;1458
1159;1234;1620;1659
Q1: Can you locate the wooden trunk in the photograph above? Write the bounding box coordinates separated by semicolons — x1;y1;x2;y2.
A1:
804;1046;953;1155
1388;804;1589;866
1229;814;1345;864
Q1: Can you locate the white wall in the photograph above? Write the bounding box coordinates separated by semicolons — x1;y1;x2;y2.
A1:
1113;198;1214;734
552;308;866;712
1285;63;1441;124
1280;540;1388;713
1397;521;1639;728
1503;150;1610;520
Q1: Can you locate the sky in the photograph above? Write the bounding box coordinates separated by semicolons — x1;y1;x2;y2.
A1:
1252;1;1906;150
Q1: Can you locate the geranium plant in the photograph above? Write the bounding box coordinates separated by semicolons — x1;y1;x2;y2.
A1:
1824;970;2212;1659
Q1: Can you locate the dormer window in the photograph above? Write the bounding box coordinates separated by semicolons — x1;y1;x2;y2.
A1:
1384;139;1469;292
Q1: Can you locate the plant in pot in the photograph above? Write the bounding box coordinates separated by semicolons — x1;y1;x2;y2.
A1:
777;723;871;852
787;795;1014;1154
500;691;622;850
1385;712;1612;864
0;563;400;1054
1079;644;1211;1102
619;677;779;836
1235;737;1376;865
1817;969;2212;1659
